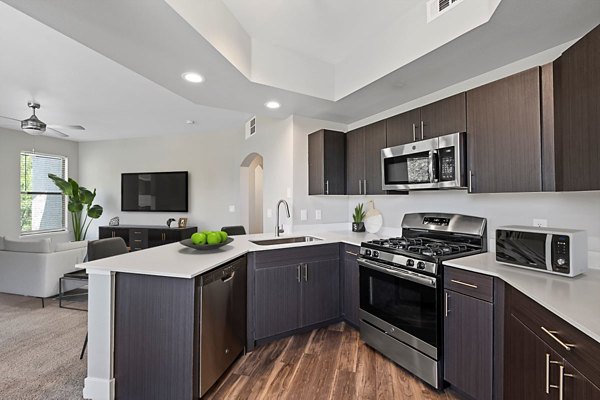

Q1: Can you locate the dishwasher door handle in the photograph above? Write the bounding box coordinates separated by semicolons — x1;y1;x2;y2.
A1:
221;272;235;283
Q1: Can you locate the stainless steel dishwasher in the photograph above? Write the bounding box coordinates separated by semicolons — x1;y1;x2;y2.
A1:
199;256;247;397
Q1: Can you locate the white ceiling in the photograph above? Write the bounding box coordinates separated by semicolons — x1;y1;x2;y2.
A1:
0;0;599;142
0;1;251;141
222;0;420;64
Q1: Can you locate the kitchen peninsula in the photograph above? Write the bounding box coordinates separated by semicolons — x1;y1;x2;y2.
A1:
81;231;600;400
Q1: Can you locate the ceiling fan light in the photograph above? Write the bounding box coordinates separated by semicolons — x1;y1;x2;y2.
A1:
21;115;46;135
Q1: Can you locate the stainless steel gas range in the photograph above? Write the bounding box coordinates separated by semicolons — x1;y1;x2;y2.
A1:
358;213;487;389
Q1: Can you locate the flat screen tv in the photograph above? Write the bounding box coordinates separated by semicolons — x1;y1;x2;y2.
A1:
121;171;189;212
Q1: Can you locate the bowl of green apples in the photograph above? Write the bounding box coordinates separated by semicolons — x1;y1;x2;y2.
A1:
180;230;233;250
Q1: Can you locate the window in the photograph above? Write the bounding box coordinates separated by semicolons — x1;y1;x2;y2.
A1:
20;152;67;234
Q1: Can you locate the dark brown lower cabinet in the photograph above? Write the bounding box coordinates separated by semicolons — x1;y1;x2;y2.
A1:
443;289;493;400
114;273;199;400
254;264;302;340
506;315;562;400
341;244;360;328
302;259;340;326
505;287;600;399
564;360;600;400
251;244;340;342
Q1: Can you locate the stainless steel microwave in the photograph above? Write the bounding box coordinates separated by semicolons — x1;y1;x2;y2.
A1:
381;132;466;191
496;226;588;277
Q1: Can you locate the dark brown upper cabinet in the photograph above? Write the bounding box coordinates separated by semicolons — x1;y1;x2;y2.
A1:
308;129;345;195
466;67;543;193
385;93;466;147
544;24;600;192
345;121;386;195
420;93;467;139
385;108;421;147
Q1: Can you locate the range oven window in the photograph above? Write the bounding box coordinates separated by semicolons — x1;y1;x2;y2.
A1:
359;265;438;348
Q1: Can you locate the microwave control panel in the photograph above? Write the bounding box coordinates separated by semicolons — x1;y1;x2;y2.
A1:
439;147;455;181
551;235;570;273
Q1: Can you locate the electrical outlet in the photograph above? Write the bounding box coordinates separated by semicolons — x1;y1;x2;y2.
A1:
533;219;548;227
228;205;236;213
315;210;322;220
286;187;292;199
267;208;272;218
300;209;307;221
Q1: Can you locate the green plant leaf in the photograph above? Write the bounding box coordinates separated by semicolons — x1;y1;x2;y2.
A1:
69;179;80;202
68;201;83;213
87;204;103;219
48;173;73;196
353;203;365;223
80;187;95;205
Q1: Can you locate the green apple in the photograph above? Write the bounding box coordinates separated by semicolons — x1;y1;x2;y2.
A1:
207;232;221;245
219;231;228;242
191;232;206;245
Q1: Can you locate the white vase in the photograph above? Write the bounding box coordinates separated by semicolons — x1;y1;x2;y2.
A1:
363;200;383;233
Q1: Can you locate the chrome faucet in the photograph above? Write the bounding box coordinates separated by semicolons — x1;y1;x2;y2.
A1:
275;199;290;237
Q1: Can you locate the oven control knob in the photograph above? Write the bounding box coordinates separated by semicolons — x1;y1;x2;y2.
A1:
364;249;372;256
406;259;415;267
373;251;380;258
417;261;426;270
557;258;566;266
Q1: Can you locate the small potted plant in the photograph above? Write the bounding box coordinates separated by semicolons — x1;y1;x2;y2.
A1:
352;203;366;232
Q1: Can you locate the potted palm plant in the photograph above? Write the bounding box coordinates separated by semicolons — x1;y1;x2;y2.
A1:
48;174;103;241
352;203;366;232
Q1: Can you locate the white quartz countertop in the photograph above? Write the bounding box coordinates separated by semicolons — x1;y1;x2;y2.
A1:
78;230;376;279
444;252;600;344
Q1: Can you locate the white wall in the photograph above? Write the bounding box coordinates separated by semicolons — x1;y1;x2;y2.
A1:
349;191;600;253
78;127;244;239
238;116;295;233
0;127;79;241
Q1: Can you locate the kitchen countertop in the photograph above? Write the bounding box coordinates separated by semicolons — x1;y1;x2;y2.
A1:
78;230;376;279
444;252;600;344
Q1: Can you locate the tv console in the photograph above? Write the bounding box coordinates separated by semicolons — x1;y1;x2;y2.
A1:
99;225;197;251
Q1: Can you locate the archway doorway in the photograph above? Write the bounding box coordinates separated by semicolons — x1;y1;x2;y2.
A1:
240;153;264;234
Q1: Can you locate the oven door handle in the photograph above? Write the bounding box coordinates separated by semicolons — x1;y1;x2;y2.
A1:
358;258;437;288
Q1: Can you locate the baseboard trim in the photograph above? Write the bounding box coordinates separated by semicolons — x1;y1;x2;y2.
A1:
83;377;115;400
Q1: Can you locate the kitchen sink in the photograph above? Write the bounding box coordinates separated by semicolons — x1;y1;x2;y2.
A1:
250;236;323;246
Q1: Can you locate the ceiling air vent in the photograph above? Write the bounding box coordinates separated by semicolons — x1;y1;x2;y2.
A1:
245;116;256;139
427;0;464;22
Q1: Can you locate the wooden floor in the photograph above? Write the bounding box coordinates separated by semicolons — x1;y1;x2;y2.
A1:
204;322;460;400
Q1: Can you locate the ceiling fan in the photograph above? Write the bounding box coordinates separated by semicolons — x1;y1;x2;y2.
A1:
0;101;85;138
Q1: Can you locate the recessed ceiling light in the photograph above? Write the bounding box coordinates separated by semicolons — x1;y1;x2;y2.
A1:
186;120;196;125
182;72;204;83
265;101;281;109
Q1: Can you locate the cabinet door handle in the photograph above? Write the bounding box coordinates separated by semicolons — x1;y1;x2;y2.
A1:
547;354;563;393
421;120;425;140
363;179;367;194
545;353;550;394
558;365;565;400
345;251;358;256
541;327;574;351
134;231;142;234
450;279;478;289
303;263;308;282
412;124;416;142
358;180;362;195
297;265;301;283
325;180;329;195
444;291;450;317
